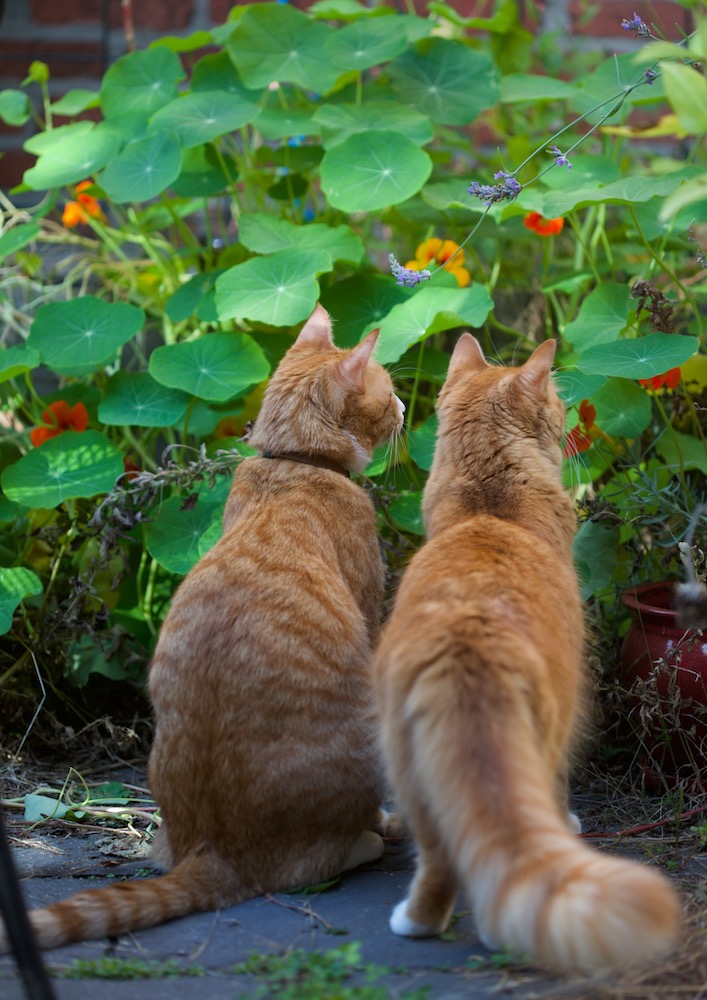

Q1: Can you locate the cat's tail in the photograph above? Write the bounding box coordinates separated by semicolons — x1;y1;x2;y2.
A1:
0;849;247;952
403;682;681;977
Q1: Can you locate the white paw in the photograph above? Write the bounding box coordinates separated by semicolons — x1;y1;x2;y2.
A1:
390;899;440;938
568;811;582;835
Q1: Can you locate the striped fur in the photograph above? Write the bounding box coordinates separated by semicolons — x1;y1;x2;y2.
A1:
1;306;403;952
372;335;680;976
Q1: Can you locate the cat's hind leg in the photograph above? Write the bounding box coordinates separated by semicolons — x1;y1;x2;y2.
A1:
342;829;384;871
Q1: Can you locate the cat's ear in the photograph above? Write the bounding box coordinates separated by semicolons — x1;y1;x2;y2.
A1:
336;328;380;392
447;333;488;378
515;339;556;392
294;304;335;350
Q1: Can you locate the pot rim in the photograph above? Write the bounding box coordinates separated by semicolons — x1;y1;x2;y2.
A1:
621;580;678;620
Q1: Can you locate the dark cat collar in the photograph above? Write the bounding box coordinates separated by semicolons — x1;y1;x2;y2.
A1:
261;450;351;479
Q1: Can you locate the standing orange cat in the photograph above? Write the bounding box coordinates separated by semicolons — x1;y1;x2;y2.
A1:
0;305;404;951
372;334;680;975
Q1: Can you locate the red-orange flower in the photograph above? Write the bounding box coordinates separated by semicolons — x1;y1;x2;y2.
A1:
564;399;596;458
405;238;471;287
524;212;564;237
638;367;681;390
62;180;106;229
30;400;89;447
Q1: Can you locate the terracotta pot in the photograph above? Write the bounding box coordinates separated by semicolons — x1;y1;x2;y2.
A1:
620;581;707;790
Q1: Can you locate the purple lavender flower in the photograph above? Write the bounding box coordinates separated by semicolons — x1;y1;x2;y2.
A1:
388;253;431;288
467;170;522;207
621;12;650;37
644;68;658;84
549;145;572;170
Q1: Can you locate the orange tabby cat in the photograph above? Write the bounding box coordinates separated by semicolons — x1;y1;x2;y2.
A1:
0;305;404;951
372;334;680;976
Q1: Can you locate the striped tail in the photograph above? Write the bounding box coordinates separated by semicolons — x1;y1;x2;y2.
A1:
398;683;681;976
0;850;246;952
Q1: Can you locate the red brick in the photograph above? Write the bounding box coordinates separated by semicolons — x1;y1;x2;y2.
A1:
0;40;106;79
570;1;694;38
0;148;34;189
31;0;194;30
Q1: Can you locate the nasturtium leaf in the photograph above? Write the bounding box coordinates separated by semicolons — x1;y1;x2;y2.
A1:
572;52;664;125
100;47;185;120
408;414;438;472
563;283;633;351
659;62;707;135
553;370;606;407
149;332;271;402
166;271;225;323
197;514;224;559
50;89;100;115
99;130;182;203
657;429;707;476
255;108;318;141
308;0;396;19
576;334;699;379
0;89;31;126
388;491;424;535
573;519;620;600
500;74;579;103
23;124;122;190
1;431;124;507
542;173;690;218
592;378;652;438
150;90;259;149
24;122;94;156
170;144;232;197
375;285;494;364
191;51;260;98
150;30;214;53
320;130;432;212
313;101;433;149
538;153;621;191
23;794;74;823
324;17;408;71
98;372;190;427
319;275;409;348
239;214;364;266
0;345;40;383
0;567;43;636
226;3;339;92
216;249;333;327
0;222;40;262
145;492;225;575
388;38;499;125
28;298;144;377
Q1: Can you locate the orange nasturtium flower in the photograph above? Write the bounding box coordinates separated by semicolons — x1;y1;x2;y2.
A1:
30;400;89;447
523;212;564;237
406;238;471;287
563;399;597;459
638;367;681;391
62;181;106;229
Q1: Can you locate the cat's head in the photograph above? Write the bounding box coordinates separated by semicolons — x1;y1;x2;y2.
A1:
249;305;404;474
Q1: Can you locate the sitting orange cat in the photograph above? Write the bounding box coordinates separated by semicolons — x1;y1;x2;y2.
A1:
0;306;404;951
372;334;680;975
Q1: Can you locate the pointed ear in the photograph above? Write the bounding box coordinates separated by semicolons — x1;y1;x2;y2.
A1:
447;333;488;379
336;328;380;392
294;304;334;350
515;339;556;392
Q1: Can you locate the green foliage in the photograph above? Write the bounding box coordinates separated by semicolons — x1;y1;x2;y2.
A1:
0;1;705;721
56;958;205;979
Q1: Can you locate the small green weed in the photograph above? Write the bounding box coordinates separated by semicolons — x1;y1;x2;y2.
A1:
234;942;429;999
55;957;205;980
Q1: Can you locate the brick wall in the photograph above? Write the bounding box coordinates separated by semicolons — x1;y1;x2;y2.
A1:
0;0;693;191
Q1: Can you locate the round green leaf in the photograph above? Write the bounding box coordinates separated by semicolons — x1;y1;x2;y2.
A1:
50;89;100;116
388;38;499;125
100;48;184;120
657;429;707;476
573;520;620;600
324;17;409;71
99;130;182;203
170;144;232;197
543;173;690;219
0;567;43;636
0;222;40;262
145;493;225;575
150;90;259;149
2;431;124;507
191;51;261;99
500;74;579;104
320;130;432;212
215;248;332;327
165;271;225;323
408;414;438;472
0;89;31;126
226;3;339;92
563;283;633;351
98;372;190;427
376;285;494;365
23;124;121;190
255;108;318;141
576;335;699;379
389;491;424;535
149;332;271;402
592;378;652;438
239;213;363;266
0;345;40;384
553;370;607;407
313;101;433;149
319;274;408;348
28;297;145;377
